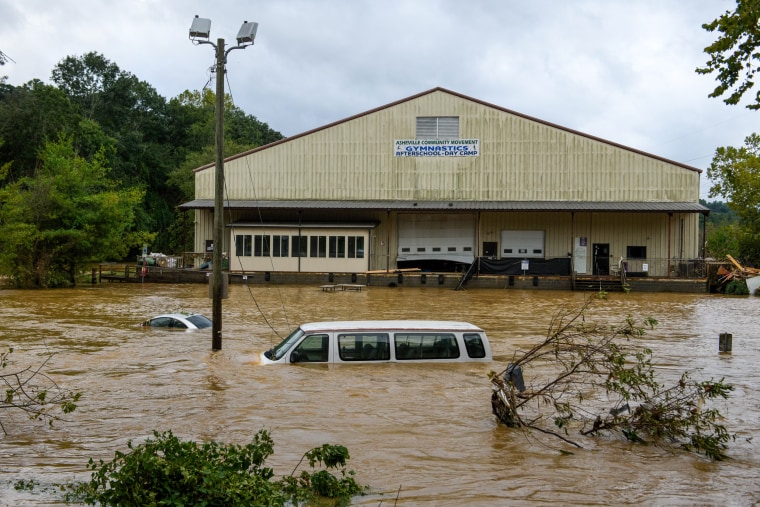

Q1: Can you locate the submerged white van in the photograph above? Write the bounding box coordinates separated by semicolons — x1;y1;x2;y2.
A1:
260;320;492;364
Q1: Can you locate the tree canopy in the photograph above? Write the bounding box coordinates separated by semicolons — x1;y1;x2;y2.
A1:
0;51;283;285
0;136;149;287
707;133;760;265
697;0;760;110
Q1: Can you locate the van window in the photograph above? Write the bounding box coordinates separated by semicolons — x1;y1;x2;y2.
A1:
463;333;486;358
292;334;329;362
394;333;460;360
338;333;390;361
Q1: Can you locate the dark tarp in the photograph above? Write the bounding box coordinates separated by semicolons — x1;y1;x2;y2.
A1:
478;257;572;276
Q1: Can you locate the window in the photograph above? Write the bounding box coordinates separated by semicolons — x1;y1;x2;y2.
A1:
254;235;270;257
235;235;252;257
272;235;289;257
416;116;459;139
355;237;364;258
627;246;647;259
338;333;390;361
329;236;345;258
292;235;308;257
292;334;329;362
394;333;460;360
310;236;326;258
464;334;486;358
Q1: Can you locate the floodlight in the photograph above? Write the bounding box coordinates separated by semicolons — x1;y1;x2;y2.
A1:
236;21;258;44
189;15;211;39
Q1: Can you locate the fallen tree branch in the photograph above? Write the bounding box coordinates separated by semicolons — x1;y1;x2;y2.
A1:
490;294;735;460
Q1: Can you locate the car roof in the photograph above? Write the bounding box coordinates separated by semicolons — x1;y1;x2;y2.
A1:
152;313;201;320
298;320;484;333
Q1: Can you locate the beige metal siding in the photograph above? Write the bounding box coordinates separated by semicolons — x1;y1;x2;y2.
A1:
196;90;701;204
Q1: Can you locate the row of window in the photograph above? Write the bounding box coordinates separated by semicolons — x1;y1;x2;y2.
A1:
293;332;487;362
235;234;365;259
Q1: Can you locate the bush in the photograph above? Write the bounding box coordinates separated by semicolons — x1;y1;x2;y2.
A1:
65;429;366;506
725;279;749;295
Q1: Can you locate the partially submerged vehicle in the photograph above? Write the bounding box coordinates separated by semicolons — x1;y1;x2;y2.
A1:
261;320;492;364
140;313;212;330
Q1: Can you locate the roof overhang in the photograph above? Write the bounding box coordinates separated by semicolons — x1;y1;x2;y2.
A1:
229;221;378;229
179;199;710;214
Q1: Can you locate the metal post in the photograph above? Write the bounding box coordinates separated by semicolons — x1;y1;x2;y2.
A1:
212;38;225;351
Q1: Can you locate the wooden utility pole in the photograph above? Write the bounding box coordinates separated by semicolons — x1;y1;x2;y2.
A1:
212;38;225;351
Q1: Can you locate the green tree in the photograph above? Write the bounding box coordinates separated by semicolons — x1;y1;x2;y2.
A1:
707;133;760;265
697;0;760;110
0;136;151;288
51;52;179;253
706;223;741;259
0;80;82;182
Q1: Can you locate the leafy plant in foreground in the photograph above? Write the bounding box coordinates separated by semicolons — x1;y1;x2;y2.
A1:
64;429;366;506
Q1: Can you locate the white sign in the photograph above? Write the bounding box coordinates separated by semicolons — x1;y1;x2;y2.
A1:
394;139;480;157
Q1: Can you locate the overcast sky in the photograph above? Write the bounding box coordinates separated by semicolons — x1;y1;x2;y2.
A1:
1;0;757;199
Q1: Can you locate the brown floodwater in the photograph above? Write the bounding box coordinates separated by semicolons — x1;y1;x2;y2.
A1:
0;283;758;506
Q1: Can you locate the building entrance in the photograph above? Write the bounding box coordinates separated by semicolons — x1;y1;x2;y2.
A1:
593;243;610;275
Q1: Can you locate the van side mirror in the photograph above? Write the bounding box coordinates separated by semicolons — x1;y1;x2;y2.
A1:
289;350;301;363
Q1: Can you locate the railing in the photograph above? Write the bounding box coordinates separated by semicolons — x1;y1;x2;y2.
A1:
617;258;706;278
136;254;184;269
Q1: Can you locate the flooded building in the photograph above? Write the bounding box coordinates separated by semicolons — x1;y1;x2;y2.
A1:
180;87;708;279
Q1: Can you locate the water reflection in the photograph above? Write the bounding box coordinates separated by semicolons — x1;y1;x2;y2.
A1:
0;284;758;506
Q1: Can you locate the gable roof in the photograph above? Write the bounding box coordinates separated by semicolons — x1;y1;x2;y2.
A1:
194;86;702;174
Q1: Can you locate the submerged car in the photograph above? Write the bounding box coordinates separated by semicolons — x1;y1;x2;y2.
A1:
261;320;492;364
140;313;212;330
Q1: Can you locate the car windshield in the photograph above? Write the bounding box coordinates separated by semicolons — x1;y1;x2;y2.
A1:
266;328;305;360
186;315;212;329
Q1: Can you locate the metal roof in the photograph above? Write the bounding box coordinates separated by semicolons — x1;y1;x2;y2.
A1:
179;199;709;214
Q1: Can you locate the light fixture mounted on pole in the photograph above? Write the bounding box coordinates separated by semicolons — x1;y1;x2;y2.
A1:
189;15;258;351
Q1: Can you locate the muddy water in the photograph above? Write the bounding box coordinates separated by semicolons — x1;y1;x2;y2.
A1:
0;284;758;506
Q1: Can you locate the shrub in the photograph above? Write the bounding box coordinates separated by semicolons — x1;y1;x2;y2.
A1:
65;429;366;506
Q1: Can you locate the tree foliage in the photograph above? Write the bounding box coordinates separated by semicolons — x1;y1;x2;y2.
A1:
697;0;760;110
0;51;283;261
64;429;366;506
1;348;81;435
707;133;760;265
490;295;735;460
0;136;150;287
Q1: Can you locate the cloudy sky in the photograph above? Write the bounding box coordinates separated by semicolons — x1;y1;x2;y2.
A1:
1;0;757;198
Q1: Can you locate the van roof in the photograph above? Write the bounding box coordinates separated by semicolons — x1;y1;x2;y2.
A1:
299;320;485;333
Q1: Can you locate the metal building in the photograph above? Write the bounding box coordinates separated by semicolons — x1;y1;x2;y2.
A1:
179;87;708;278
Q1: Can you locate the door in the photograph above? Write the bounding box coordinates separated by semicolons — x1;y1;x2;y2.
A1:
593;243;610;275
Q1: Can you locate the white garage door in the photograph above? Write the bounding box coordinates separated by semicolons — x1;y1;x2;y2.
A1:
397;214;475;263
501;230;545;259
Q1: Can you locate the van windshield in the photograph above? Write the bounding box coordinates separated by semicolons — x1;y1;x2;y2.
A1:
265;328;306;360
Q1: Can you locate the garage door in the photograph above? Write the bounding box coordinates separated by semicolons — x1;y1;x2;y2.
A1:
397;214;475;263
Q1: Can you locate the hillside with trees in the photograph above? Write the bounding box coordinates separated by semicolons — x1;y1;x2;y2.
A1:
0;52;283;288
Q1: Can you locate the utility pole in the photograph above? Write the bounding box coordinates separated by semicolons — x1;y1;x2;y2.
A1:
189;16;258;350
211;38;225;350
